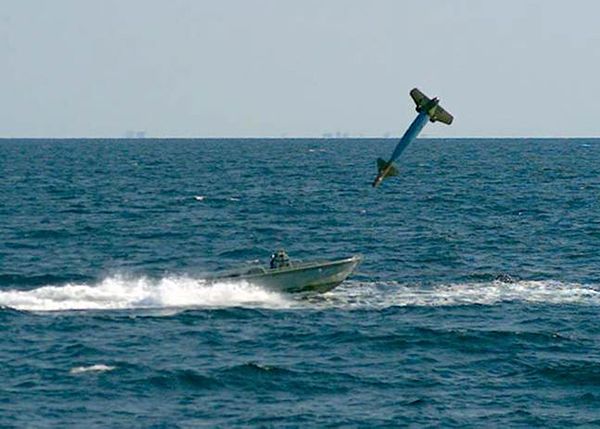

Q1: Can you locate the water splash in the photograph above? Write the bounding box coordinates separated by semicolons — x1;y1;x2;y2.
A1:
0;275;292;312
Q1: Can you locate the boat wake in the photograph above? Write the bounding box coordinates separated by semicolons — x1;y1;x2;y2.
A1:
317;280;600;308
0;275;293;312
1;276;597;313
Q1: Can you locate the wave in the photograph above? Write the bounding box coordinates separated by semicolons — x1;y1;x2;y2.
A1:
0;275;292;312
145;369;221;390
0;273;92;287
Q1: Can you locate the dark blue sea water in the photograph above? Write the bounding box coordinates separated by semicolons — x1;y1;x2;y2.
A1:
1;138;599;428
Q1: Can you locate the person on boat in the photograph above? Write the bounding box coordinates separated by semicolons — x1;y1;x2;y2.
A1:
270;249;291;269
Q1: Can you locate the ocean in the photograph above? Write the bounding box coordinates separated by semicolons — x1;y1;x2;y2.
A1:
1;138;599;427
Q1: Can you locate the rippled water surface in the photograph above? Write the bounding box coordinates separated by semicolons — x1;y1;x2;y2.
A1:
1;138;599;427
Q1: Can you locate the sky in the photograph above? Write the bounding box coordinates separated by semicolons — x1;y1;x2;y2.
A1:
2;0;600;138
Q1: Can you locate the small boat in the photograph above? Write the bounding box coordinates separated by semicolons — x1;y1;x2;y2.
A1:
207;250;362;293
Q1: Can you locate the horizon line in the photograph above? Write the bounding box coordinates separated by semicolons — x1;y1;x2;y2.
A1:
1;135;599;140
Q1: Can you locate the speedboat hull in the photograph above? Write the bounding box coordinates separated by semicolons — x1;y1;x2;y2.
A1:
210;255;362;293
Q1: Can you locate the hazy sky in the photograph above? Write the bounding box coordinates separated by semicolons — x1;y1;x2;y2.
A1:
2;1;600;137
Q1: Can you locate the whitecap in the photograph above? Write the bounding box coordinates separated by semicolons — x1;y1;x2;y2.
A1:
70;364;115;374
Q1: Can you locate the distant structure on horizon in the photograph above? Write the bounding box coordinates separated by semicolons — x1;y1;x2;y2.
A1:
321;131;351;138
321;131;392;138
124;130;146;139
